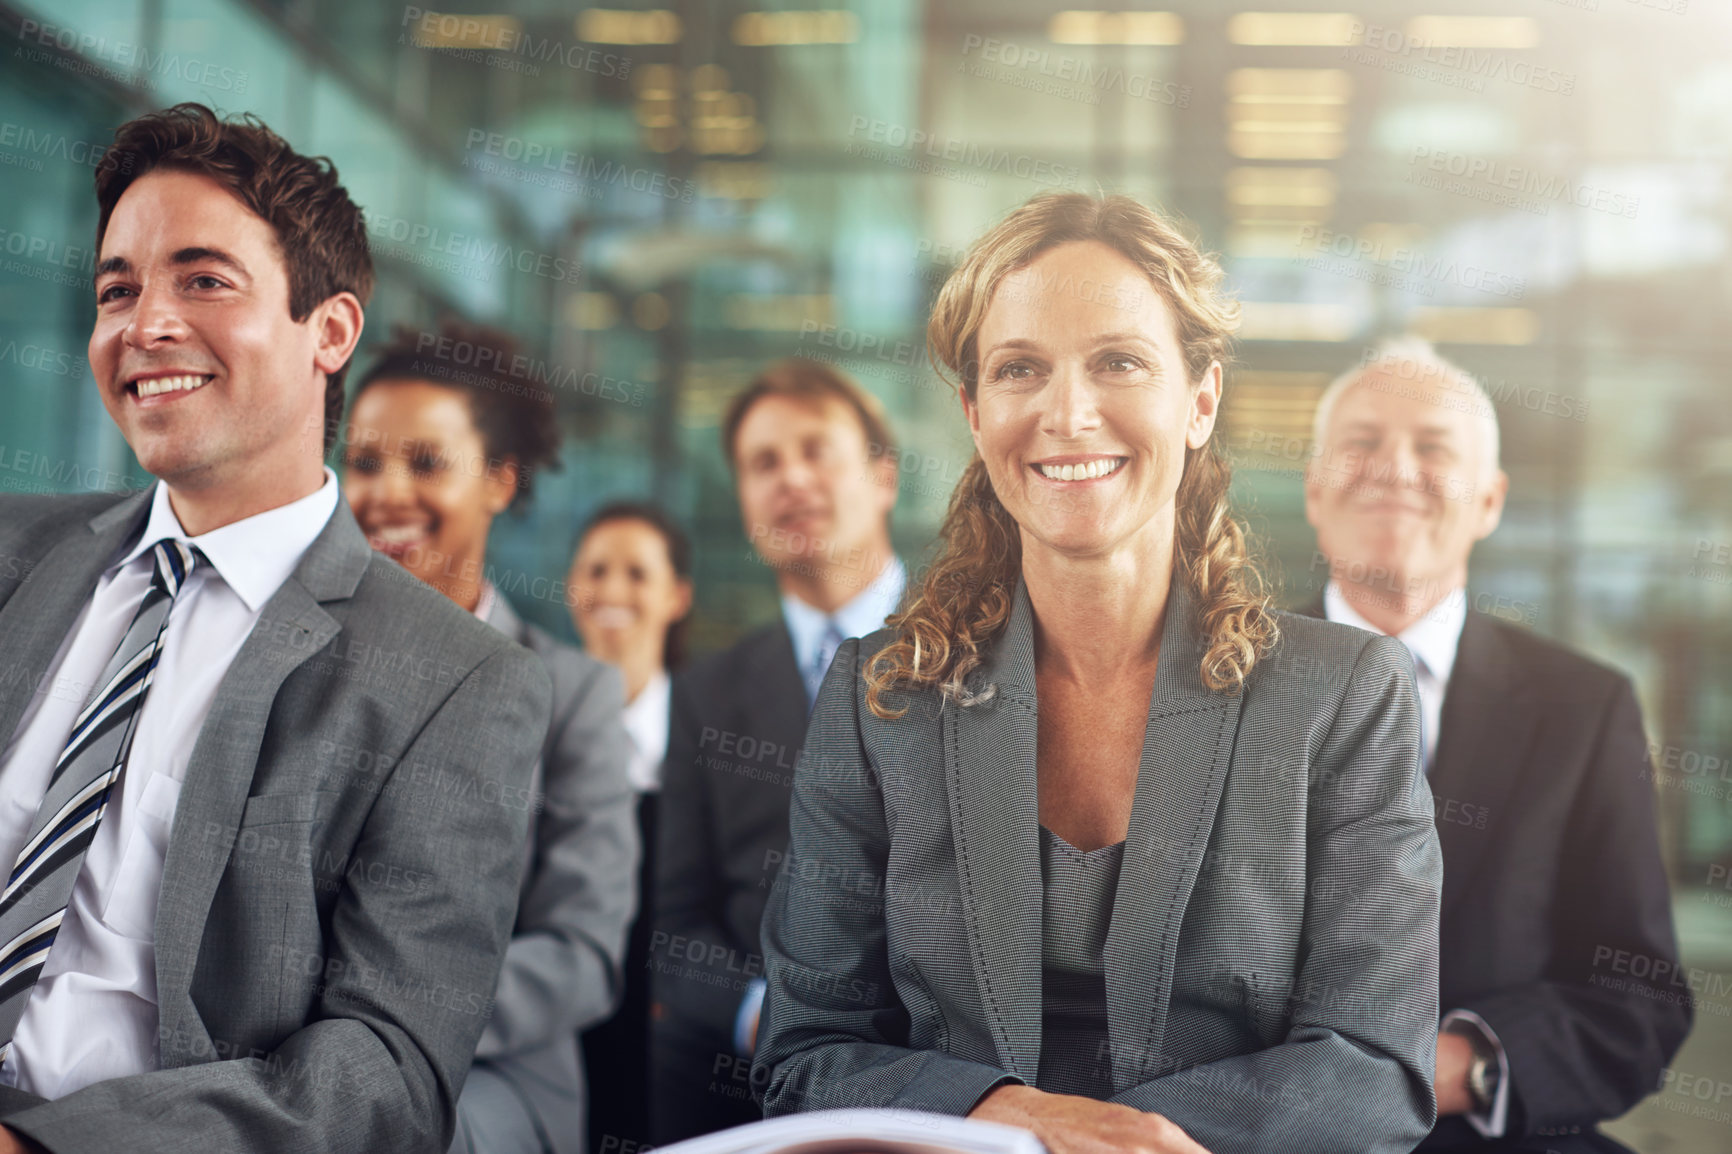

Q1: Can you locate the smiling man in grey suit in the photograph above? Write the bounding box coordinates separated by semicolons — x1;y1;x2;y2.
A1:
0;104;549;1154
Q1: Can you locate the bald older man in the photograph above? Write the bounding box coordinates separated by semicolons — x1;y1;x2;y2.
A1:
1300;339;1689;1154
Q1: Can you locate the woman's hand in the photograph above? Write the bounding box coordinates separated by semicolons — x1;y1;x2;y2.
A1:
969;1084;1212;1154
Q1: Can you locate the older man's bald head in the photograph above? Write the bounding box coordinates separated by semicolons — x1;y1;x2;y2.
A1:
1311;336;1501;480
1304;336;1510;633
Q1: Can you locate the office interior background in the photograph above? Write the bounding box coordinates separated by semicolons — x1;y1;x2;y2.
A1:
0;0;1727;1146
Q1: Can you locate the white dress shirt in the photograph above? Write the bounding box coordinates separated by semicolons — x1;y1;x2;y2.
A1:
0;470;339;1099
779;555;908;707
621;670;671;794
1324;581;1465;772
1322;579;1508;1138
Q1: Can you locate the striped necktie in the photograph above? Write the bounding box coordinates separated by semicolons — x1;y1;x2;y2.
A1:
0;539;200;1067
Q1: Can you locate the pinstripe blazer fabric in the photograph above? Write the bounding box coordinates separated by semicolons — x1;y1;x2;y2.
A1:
754;578;1444;1154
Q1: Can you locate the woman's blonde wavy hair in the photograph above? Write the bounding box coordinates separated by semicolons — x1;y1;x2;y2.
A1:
864;193;1279;720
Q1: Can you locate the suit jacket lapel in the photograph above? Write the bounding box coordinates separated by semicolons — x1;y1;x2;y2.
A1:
945;578;1241;1087
945;580;1043;1082
1297;594;1533;919
0;490;152;749
1429;611;1533;917
1104;581;1240;1092
154;499;371;1055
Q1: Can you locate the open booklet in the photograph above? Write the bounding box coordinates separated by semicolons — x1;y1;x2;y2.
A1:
651;1109;1048;1154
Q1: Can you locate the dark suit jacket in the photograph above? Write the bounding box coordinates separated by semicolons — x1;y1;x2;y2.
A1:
0;490;550;1154
1300;597;1691;1146
755;580;1445;1154
454;595;637;1154
652;621;808;1133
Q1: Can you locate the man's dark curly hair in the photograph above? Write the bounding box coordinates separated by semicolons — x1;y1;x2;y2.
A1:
352;318;562;511
95;103;375;452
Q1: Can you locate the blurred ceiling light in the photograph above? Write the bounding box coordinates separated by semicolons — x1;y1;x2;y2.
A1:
1227;69;1350;159
569;293;619;331
633;102;679;128
724;294;835;331
577;9;682;45
1227;224;1316;259
408;12;521;49
632;63;680;97
1410;307;1539;345
1229;103;1348;133
1228;130;1345;159
1228;68;1353;103
1238;302;1358;341
733;10;858;46
1405;16;1539;49
1048;11;1184;45
1226;12;1359;47
691;119;765;155
1221;371;1331;453
1226;168;1339;208
698;161;773;200
1231;207;1333;224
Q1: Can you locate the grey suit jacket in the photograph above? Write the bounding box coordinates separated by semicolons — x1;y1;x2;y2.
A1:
754;579;1444;1154
0;489;550;1154
457;595;637;1154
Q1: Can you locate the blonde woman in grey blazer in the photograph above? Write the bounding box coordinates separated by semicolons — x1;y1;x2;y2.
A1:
344;322;638;1154
754;195;1443;1154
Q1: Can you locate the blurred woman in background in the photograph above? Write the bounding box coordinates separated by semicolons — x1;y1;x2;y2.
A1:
569;502;693;1153
342;320;638;1154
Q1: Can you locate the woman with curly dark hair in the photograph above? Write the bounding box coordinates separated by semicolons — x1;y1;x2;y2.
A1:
752;194;1444;1154
342;320;637;1154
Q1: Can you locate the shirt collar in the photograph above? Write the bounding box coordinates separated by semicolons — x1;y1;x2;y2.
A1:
472;580;499;623
780;554;907;671
1324;579;1466;684
116;468;341;612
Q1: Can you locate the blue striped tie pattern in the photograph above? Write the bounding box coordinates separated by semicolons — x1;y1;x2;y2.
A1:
0;540;199;1068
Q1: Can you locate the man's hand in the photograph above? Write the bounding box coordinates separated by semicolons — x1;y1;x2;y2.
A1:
1435;1030;1475;1116
969;1084;1212;1154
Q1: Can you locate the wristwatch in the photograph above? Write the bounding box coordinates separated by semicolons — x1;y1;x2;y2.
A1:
1466;1040;1502;1112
